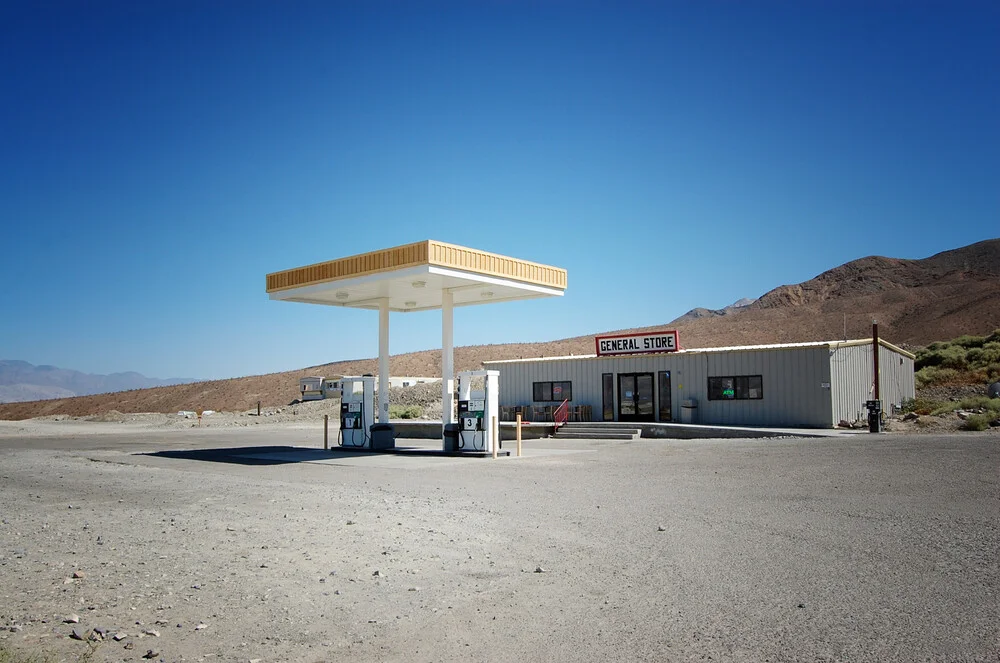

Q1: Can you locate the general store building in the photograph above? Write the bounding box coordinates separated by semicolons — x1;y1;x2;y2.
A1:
484;332;915;429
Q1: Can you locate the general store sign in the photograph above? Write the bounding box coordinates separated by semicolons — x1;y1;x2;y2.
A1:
595;330;679;357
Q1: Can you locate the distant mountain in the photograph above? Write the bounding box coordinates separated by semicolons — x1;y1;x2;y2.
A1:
672;297;757;323
2;239;998;420
0;360;198;403
661;238;1000;347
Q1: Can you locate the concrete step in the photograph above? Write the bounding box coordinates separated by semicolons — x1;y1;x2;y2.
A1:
555;431;637;440
555;425;641;440
558;423;643;431
557;426;639;434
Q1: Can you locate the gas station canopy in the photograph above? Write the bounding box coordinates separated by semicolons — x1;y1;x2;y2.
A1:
266;240;567;436
266;240;567;310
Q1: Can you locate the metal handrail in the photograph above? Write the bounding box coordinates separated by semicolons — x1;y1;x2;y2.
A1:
553;399;569;428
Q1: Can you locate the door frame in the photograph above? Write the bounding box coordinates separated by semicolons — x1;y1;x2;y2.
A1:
618;372;655;422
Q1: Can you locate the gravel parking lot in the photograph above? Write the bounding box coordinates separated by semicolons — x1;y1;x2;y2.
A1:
1;421;997;662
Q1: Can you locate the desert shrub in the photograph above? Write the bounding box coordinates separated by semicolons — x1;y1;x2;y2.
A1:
985;363;1000;381
961;414;990;431
389;404;423;419
901;397;942;415
915;366;959;387
951;334;986;349
915;344;968;370
0;645;53;663
956;396;1000;416
967;342;1000;366
985;329;1000;345
929;402;958;416
930;397;1000;417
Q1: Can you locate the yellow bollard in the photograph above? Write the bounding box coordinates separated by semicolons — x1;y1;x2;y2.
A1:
516;413;522;457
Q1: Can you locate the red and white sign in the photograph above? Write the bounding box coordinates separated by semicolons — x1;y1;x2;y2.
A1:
595;330;679;357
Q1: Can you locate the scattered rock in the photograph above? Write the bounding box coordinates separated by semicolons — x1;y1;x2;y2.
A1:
72;570;85;579
372;570;382;577
124;642;135;650
142;650;159;659
346;520;355;525
797;603;806;609
70;627;90;640
408;587;419;592
195;623;207;630
902;412;919;421
64;614;80;624
534;566;547;573
957;411;970;420
657;525;666;532
113;632;127;641
143;628;160;637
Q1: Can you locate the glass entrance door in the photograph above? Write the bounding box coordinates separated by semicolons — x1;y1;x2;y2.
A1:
618;373;655;422
658;371;672;422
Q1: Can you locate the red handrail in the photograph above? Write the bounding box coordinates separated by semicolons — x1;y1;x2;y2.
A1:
553;399;569;428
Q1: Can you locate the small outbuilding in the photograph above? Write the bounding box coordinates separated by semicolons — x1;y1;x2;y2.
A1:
484;335;915;429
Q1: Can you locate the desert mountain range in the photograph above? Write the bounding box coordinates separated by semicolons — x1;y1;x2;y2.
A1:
1;239;997;420
0;360;196;404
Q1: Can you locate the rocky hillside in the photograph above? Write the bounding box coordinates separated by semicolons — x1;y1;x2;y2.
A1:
1;239;997;421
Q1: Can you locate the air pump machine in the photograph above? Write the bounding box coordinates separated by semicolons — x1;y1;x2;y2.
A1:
455;370;499;453
339;375;375;448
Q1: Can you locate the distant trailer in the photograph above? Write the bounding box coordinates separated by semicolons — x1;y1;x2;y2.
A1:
299;376;325;401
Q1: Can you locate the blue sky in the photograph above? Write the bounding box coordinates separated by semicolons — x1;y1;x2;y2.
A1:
2;1;997;379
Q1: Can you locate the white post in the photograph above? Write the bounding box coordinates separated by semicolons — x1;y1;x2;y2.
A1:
442;289;454;427
378;298;390;424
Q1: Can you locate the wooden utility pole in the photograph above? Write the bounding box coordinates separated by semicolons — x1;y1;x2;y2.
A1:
872;320;880;402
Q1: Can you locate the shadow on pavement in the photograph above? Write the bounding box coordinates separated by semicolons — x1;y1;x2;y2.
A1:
142;445;372;466
142;443;499;465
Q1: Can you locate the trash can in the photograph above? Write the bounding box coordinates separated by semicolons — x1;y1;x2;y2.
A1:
443;423;461;453
989;382;1000;399
680;399;698;424
866;400;882;433
370;423;395;450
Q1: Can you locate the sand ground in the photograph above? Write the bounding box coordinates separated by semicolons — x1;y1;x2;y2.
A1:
0;419;997;662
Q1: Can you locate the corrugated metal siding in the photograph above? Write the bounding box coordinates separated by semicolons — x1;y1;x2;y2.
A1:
491;345;836;428
697;347;831;427
882;350;916;413
829;343;915;424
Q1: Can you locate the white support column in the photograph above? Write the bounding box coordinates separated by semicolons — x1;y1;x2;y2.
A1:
442;289;454;427
378;298;390;424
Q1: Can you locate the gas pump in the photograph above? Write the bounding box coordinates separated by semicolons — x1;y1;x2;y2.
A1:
455;370;499;453
339;375;375;448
